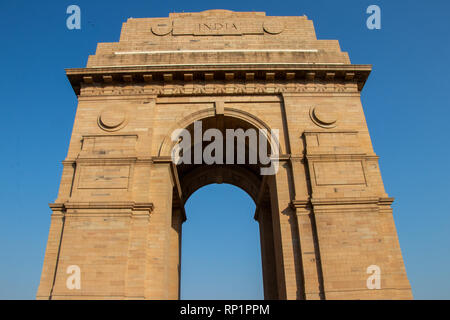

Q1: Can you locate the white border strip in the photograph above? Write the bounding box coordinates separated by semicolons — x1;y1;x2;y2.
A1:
83;62;346;69
114;49;319;55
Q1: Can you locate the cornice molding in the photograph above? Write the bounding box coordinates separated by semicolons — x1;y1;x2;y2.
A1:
66;64;371;95
291;199;311;209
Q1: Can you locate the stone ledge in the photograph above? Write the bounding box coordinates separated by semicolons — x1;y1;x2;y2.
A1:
66;64;371;95
289;197;395;209
311;197;394;206
49;201;154;212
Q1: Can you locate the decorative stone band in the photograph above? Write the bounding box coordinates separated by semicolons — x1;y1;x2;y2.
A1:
291;197;394;211
48;202;154;217
114;49;320;55
305;154;380;161
309;197;395;216
79;81;360;97
311;197;394;206
66;64;371;95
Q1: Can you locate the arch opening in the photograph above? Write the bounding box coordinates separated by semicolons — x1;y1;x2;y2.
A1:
180;183;263;299
168;114;281;300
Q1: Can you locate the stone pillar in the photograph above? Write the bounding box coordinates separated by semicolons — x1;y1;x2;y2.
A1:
168;207;183;299
256;203;279;300
268;160;303;300
303;130;412;299
291;201;324;299
289;156;324;299
144;161;174;299
36;204;65;300
125;206;152;299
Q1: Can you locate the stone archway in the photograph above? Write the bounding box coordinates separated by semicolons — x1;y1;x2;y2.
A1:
164;114;283;300
37;10;412;300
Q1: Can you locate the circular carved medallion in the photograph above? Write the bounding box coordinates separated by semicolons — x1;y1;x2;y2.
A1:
263;20;285;34
151;22;173;36
310;106;337;128
98;107;127;131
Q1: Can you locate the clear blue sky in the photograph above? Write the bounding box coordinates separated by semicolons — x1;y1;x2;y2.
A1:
0;0;449;299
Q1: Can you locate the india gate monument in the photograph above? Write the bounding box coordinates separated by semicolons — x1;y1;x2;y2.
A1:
37;10;412;300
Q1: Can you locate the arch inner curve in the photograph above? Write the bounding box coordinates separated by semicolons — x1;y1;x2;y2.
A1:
169;114;274;211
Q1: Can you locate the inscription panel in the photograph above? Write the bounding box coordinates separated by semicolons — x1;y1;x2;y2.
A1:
78;165;130;189
173;18;264;36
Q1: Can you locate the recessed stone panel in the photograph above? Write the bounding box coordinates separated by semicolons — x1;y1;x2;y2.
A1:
313;161;366;186
80;135;137;158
